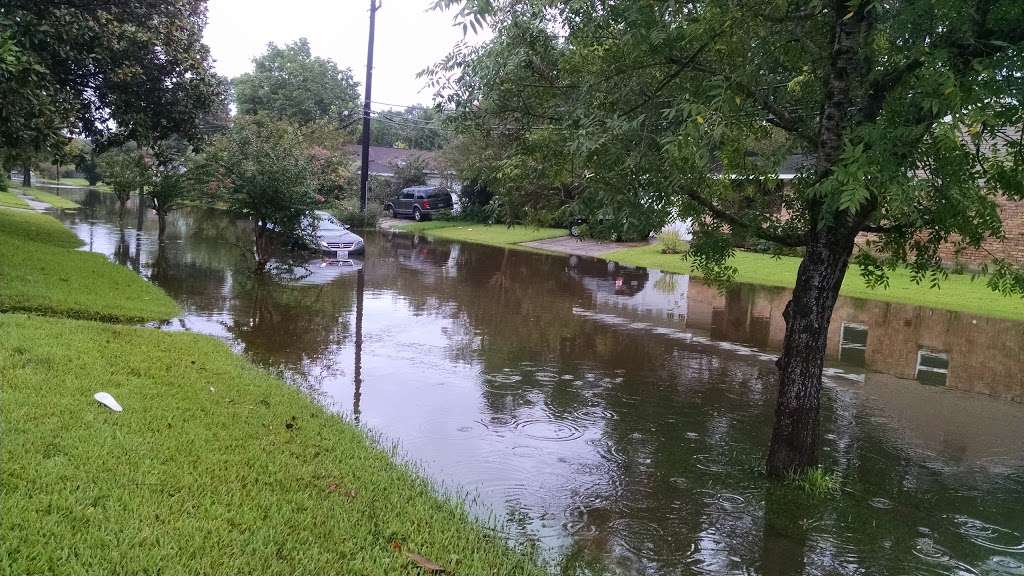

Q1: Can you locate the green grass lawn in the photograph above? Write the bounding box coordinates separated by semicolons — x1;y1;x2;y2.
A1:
0;190;30;209
0;208;178;322
398;220;567;247
36;176;111;191
21;188;81;209
605;242;1024;320
0;314;543;576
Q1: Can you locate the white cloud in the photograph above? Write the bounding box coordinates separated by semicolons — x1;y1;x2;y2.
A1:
203;0;490;110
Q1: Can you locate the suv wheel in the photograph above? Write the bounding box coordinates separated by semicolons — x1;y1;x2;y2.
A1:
413;206;423;222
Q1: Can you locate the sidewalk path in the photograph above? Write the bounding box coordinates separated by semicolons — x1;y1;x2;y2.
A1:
521;235;649;257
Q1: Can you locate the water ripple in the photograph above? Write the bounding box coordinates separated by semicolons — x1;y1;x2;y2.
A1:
513;417;585;442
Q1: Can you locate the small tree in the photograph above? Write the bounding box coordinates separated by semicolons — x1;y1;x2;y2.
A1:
202;115;316;272
97;144;150;214
148;136;194;236
389;155;431;196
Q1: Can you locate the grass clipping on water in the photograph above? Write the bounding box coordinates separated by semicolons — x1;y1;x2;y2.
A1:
0;208;178;322
0;314;544;575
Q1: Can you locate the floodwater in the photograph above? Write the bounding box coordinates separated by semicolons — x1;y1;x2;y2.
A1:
49;188;1024;575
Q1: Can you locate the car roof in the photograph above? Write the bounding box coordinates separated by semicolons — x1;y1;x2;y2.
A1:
402;185;439;192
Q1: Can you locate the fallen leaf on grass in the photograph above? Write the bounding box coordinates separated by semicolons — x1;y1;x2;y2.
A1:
390;541;444;573
405;552;444;573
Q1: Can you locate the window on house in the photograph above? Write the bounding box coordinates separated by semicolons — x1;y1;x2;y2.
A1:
839;322;868;367
916;349;949;386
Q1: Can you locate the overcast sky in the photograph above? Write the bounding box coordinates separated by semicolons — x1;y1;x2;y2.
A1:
203;0;488;111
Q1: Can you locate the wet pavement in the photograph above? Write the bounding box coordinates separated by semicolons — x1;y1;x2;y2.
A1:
44;188;1024;575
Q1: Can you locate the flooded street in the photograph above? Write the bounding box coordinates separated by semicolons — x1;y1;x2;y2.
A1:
53;188;1024;575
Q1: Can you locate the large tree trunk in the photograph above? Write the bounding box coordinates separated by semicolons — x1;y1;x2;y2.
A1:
21;162;31;187
157;212;167;236
766;229;858;477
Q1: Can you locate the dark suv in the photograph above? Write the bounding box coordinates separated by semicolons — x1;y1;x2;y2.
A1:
384;186;453;222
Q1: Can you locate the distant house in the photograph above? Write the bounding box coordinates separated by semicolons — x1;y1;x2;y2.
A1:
342;145;446;187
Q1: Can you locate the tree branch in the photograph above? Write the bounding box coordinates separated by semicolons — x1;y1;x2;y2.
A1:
680;187;807;247
622;37;717;117
857;58;924;122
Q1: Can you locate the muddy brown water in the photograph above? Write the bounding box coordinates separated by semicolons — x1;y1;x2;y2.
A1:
48;188;1024;575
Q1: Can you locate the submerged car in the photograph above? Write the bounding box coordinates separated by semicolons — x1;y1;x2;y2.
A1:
308;210;365;255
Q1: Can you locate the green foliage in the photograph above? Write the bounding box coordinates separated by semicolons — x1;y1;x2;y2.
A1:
97;144;151;208
786;467;842;498
0;0;224;158
370;106;448;150
431;0;1024;294
199;115;318;271
658;230;685;254
233;38;360;127
389;155;431;196
148;136;195;225
0;208;178;322
0;314;544;575
333;208;378;230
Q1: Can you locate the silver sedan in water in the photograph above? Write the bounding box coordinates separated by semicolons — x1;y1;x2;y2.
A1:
309;210;364;255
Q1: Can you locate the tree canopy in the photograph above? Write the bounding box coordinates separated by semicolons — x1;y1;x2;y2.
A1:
431;0;1024;475
233;38;361;127
370;106;448;150
0;0;223;155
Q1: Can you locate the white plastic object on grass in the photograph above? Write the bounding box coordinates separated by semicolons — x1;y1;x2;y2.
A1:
93;392;123;412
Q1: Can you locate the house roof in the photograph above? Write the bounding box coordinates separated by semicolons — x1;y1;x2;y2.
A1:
342;145;441;176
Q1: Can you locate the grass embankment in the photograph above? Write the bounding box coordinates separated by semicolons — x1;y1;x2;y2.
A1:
0;208;177;322
37;176;111;191
0;315;543;575
0;209;542;574
0;191;30;209
398;220;567;247
605;242;1024;321
23;188;80;209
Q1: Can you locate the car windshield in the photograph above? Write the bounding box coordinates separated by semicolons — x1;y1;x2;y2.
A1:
316;213;344;232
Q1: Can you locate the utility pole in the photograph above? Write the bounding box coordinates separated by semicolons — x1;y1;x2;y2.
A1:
359;0;381;214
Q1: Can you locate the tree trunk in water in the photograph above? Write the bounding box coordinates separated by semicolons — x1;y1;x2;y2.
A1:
157;212;167;237
254;221;271;273
766;229;858;477
22;162;31;187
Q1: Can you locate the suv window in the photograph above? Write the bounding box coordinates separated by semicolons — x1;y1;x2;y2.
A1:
400;191;414;200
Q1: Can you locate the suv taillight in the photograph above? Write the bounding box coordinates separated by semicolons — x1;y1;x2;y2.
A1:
422;200;430;209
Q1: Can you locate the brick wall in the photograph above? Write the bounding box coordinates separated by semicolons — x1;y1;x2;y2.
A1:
856;198;1024;269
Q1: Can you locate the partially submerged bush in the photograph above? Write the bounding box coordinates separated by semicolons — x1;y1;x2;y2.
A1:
659;229;686;254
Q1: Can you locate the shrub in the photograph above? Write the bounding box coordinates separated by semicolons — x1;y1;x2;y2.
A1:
335;208;379;229
659;229;686;254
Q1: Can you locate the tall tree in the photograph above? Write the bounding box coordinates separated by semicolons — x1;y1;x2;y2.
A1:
0;0;223;159
233;38;361;127
432;0;1024;476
